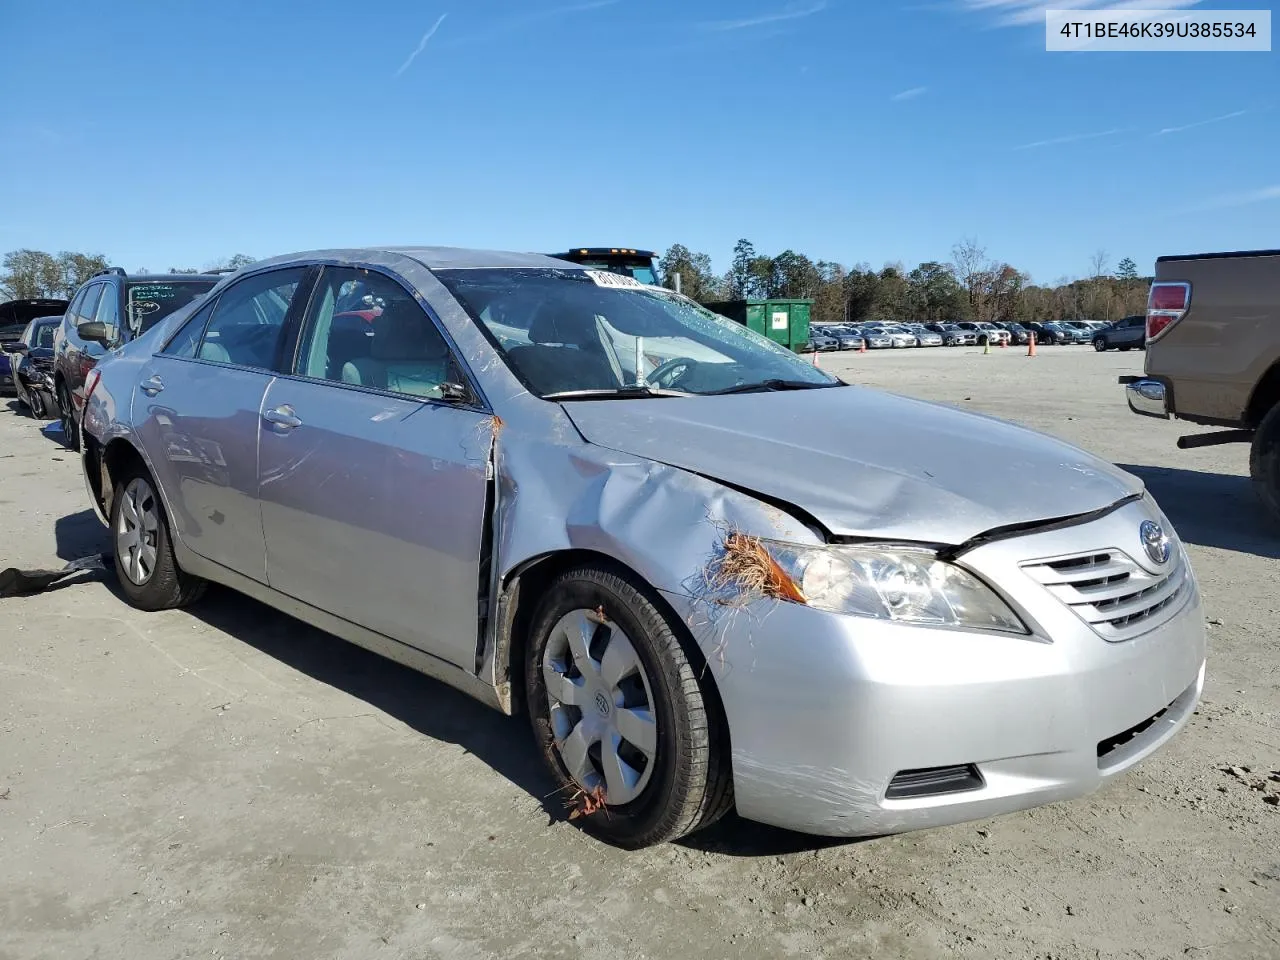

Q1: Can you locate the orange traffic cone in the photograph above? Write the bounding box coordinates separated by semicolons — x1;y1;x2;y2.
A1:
858;339;867;354
1027;333;1037;357
1000;337;1007;348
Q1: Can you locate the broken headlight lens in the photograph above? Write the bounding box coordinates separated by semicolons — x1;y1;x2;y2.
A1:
767;542;1028;634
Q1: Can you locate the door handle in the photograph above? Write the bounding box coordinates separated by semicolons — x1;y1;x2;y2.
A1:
140;375;164;396
264;405;303;431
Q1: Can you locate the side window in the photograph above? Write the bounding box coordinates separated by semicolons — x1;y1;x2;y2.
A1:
77;284;103;326
66;287;87;325
162;297;218;359
195;267;308;369
94;284;120;342
296;267;456;400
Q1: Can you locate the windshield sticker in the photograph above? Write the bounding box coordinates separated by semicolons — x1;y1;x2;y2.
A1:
585;270;646;290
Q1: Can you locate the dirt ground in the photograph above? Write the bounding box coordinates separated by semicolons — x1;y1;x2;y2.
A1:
1;345;1277;960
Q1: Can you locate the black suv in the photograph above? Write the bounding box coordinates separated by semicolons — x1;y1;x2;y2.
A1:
1091;315;1147;352
54;268;222;447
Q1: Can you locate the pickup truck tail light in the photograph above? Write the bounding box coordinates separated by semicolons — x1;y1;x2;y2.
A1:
1146;282;1191;342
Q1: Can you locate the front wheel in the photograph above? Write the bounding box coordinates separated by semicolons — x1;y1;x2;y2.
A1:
111;466;206;610
1093;338;1107;352
1249;404;1280;528
28;390;47;419
526;564;732;848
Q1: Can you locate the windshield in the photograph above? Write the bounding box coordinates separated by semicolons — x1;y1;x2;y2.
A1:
34;323;56;348
127;280;217;334
436;268;838;397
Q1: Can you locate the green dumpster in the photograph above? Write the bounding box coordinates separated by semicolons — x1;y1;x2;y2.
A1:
701;299;812;353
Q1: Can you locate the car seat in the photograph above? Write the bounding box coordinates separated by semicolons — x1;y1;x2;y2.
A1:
503;302;619;395
341;300;449;397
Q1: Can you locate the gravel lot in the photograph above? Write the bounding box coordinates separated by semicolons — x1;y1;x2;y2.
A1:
2;345;1277;960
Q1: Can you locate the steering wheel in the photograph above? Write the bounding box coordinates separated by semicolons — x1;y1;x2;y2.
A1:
648;356;698;389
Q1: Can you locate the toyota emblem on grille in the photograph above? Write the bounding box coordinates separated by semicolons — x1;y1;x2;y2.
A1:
1139;520;1171;565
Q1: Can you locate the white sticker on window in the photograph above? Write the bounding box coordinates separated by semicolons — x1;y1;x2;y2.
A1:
585;270;646;290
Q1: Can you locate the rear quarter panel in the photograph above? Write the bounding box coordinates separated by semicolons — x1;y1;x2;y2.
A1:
1147;253;1280;424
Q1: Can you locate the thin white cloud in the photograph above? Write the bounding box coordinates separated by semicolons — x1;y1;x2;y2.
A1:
702;1;827;31
891;86;928;101
515;0;618;23
395;13;448;77
959;0;1203;28
1196;185;1280;211
1014;127;1124;150
1156;109;1248;136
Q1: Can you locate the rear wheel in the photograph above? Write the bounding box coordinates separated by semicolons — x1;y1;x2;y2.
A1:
111;465;206;610
525;564;732;848
1249;404;1280;528
57;382;80;451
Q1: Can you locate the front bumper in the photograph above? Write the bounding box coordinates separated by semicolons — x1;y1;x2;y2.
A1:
664;498;1206;837
1127;379;1169;419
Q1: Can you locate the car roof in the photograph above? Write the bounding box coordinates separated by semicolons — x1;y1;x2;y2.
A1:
251;246;581;272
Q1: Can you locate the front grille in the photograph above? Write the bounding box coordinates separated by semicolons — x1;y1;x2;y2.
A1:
1022;547;1187;641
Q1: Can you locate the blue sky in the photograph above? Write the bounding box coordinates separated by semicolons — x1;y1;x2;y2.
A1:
0;0;1274;283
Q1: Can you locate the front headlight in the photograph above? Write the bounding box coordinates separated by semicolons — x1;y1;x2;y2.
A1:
761;541;1028;634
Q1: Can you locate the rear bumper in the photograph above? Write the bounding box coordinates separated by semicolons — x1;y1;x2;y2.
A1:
1126;379;1169;419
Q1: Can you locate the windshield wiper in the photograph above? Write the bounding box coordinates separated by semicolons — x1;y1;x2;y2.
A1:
543;385;692;401
706;379;843;396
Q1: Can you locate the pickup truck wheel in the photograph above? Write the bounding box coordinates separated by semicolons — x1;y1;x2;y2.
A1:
1093;338;1107;352
1250;404;1280;527
526;564;733;848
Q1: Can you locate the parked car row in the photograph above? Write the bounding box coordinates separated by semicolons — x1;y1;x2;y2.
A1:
0;269;224;440
797;318;1141;353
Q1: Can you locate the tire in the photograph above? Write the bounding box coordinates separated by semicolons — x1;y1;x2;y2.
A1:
1119;346;1131;352
28;390;46;419
57;382;80;451
1093;338;1107;352
525;564;733;848
1249;403;1280;528
110;464;206;611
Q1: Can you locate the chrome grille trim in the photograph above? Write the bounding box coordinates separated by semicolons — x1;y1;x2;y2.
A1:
1022;547;1187;641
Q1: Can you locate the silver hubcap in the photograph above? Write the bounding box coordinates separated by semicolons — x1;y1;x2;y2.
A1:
116;478;160;586
542;609;658;805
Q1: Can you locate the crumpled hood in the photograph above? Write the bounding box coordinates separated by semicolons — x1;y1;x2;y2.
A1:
562;385;1143;544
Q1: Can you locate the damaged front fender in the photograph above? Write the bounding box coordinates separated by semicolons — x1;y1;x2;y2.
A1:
478;422;821;711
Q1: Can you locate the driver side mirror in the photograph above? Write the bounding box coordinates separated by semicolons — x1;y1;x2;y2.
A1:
77;321;112;346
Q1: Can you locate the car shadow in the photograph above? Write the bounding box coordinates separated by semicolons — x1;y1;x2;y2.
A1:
179;583;566;820
54;508;111;563
1118;463;1280;560
676;814;869;856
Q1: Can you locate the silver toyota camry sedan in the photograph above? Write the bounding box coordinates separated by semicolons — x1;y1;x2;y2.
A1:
79;247;1206;848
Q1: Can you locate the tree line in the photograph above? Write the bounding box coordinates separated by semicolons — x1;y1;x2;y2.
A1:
659;239;1152;325
4;242;1151;326
0;249;255;300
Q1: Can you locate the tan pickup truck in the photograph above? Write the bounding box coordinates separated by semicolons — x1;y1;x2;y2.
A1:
1124;248;1280;524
